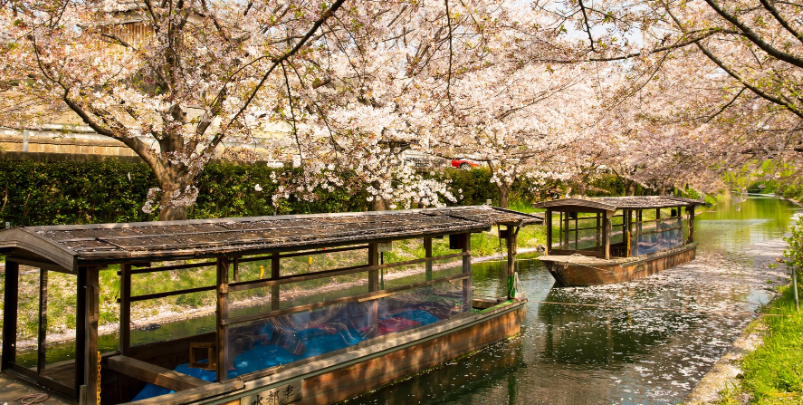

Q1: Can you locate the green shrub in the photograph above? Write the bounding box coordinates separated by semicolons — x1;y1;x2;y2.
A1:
0;161;656;227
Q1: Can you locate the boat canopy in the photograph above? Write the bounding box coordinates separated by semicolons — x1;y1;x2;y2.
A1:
535;196;702;260
0;206;542;274
534;196;705;213
0;206;539;404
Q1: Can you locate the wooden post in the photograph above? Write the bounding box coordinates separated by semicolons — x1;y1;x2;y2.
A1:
505;227;516;300
623;209;629;244
119;264;132;356
563;211;570;250
602;211;611;260
424;237;433;281
216;258;230;383
37;268;48;375
462;233;473;308
574;213;578;249
271;253;280;311
545;210;552;255
76;268;87;400
687;206;695;243
633;210;641;256
368;244;380;338
558;211;563;249
656;208;663;247
596;213;601;249
232;257;239;282
84;267;100;405
2;260;19;370
368;244;380;292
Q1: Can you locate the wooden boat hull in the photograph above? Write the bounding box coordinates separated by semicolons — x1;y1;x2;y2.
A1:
122;300;526;405
540;244;697;287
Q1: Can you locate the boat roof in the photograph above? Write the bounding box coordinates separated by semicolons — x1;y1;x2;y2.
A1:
534;196;705;212
0;206;541;272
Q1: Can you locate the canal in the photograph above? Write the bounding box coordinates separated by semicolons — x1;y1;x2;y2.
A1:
351;196;801;405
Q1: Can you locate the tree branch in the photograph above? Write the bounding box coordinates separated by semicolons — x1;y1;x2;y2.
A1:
703;0;803;69
226;0;347;129
757;0;803;45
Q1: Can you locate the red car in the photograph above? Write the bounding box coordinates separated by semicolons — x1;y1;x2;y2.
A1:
450;159;480;169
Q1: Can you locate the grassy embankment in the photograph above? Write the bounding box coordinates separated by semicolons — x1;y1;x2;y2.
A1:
716;283;803;404
1;202;547;342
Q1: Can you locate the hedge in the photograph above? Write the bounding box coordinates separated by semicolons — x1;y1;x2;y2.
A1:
0;160;637;227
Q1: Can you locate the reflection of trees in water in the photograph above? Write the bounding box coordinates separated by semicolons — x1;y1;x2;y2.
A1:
536;288;706;366
350;337;525;405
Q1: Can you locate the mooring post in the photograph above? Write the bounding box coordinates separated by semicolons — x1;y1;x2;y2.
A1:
506;226;517;300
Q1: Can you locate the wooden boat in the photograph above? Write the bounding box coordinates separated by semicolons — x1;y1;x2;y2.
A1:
0;206;540;405
534;196;704;287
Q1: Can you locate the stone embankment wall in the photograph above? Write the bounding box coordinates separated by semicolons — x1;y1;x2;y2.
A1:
0;125;288;164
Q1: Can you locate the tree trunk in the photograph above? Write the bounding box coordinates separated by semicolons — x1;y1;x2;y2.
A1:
625;181;636;196
370;197;388;211
497;183;511;208
154;164;198;221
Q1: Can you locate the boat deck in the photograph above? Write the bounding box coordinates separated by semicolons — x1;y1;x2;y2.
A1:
0;372;75;404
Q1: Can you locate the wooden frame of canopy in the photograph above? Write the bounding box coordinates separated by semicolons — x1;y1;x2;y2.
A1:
536;196;703;260
0;206;540;405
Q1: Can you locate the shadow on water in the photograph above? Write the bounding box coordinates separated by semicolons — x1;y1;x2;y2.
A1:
16;197;802;404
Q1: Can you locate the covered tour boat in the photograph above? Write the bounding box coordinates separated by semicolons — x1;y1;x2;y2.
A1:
534;196;704;287
0;206;539;405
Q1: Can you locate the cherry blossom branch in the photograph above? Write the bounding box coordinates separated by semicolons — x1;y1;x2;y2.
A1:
662;3;803;120
757;0;803;45
578;0;597;52
226;0;347;129
702;0;803;69
706;87;747;122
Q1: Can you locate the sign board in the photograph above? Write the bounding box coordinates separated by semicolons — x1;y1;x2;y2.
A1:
239;381;302;405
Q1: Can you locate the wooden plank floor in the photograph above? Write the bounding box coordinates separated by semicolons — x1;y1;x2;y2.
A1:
0;372;75;404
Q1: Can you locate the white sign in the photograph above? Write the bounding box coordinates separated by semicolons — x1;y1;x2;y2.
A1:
239;381;302;405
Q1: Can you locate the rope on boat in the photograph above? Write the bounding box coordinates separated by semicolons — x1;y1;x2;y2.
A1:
14;393;49;404
531;300;791;317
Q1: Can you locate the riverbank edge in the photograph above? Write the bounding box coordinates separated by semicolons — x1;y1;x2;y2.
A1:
683;231;800;404
683;312;769;404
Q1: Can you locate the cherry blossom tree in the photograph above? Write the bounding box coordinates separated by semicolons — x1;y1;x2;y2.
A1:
0;0;368;219
549;0;802;186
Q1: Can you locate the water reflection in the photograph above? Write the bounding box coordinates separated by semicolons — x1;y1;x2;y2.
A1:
15;197;800;403
353;196;800;405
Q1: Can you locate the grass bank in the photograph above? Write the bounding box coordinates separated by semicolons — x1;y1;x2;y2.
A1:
717;283;803;404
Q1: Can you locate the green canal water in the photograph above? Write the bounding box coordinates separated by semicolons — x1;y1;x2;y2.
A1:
351;196;800;405
14;196;800;404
